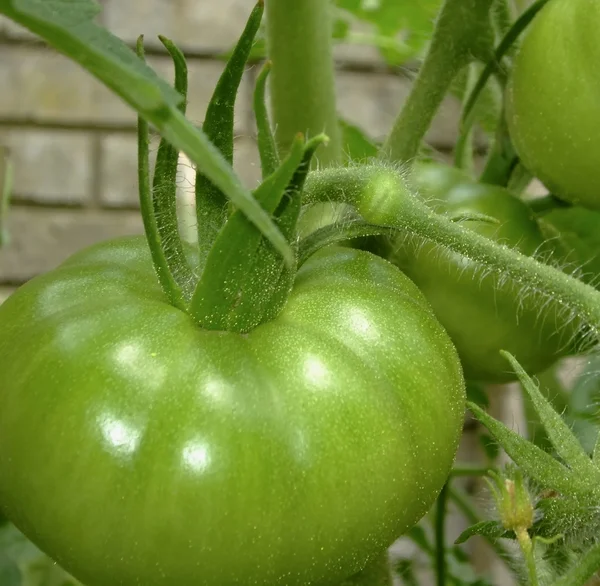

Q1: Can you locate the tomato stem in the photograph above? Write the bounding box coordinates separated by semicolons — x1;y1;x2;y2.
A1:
381;0;496;164
304;164;600;347
265;0;341;166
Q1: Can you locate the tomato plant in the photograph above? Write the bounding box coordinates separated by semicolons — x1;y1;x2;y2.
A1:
506;0;600;210
2;0;600;585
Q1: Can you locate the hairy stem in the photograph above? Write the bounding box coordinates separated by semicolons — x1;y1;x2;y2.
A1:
303;165;600;340
381;0;495;164
265;0;341;166
516;529;538;586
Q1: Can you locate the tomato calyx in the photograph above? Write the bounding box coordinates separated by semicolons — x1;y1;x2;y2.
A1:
134;3;327;334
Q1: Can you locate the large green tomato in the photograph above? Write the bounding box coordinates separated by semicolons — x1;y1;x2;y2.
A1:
388;176;575;382
506;0;600;210
0;236;465;586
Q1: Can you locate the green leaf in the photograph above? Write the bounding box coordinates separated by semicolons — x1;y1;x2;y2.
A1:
594;433;600;467
455;520;509;545
336;0;443;64
189;135;305;331
196;1;264;273
468;402;591;496
1;0;293;267
253;62;280;179
502;351;600;483
0;0;181;114
339;119;378;163
522;364;571;452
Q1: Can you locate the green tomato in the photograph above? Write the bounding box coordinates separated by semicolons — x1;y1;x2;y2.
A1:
388;179;574;383
0;236;465;586
506;0;600;210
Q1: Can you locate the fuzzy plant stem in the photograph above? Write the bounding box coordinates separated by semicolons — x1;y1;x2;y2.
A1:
265;0;341;166
303;166;600;338
516;529;539;586
381;0;495;164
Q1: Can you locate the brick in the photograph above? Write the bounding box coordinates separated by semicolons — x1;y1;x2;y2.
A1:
100;134;261;207
102;0;257;50
336;71;465;149
0;46;252;130
0;207;143;283
0;129;93;204
99;133;159;207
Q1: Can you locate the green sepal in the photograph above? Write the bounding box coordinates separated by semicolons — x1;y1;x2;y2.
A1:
195;1;264;273
454;520;511;545
151;36;195;299
468;401;590;496
189;134;306;331
502;351;600;484
250;135;328;325
136;38;187;311
253;61;280;178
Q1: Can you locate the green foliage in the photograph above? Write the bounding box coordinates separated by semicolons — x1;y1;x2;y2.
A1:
334;0;442;64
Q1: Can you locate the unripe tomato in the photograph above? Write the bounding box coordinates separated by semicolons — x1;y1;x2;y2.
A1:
506;0;600;210
0;237;465;586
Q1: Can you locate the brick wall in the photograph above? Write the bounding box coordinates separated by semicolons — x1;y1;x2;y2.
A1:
0;1;467;297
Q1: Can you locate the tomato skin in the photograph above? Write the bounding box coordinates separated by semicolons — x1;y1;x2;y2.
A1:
506;0;600;210
388;177;574;383
0;236;464;586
